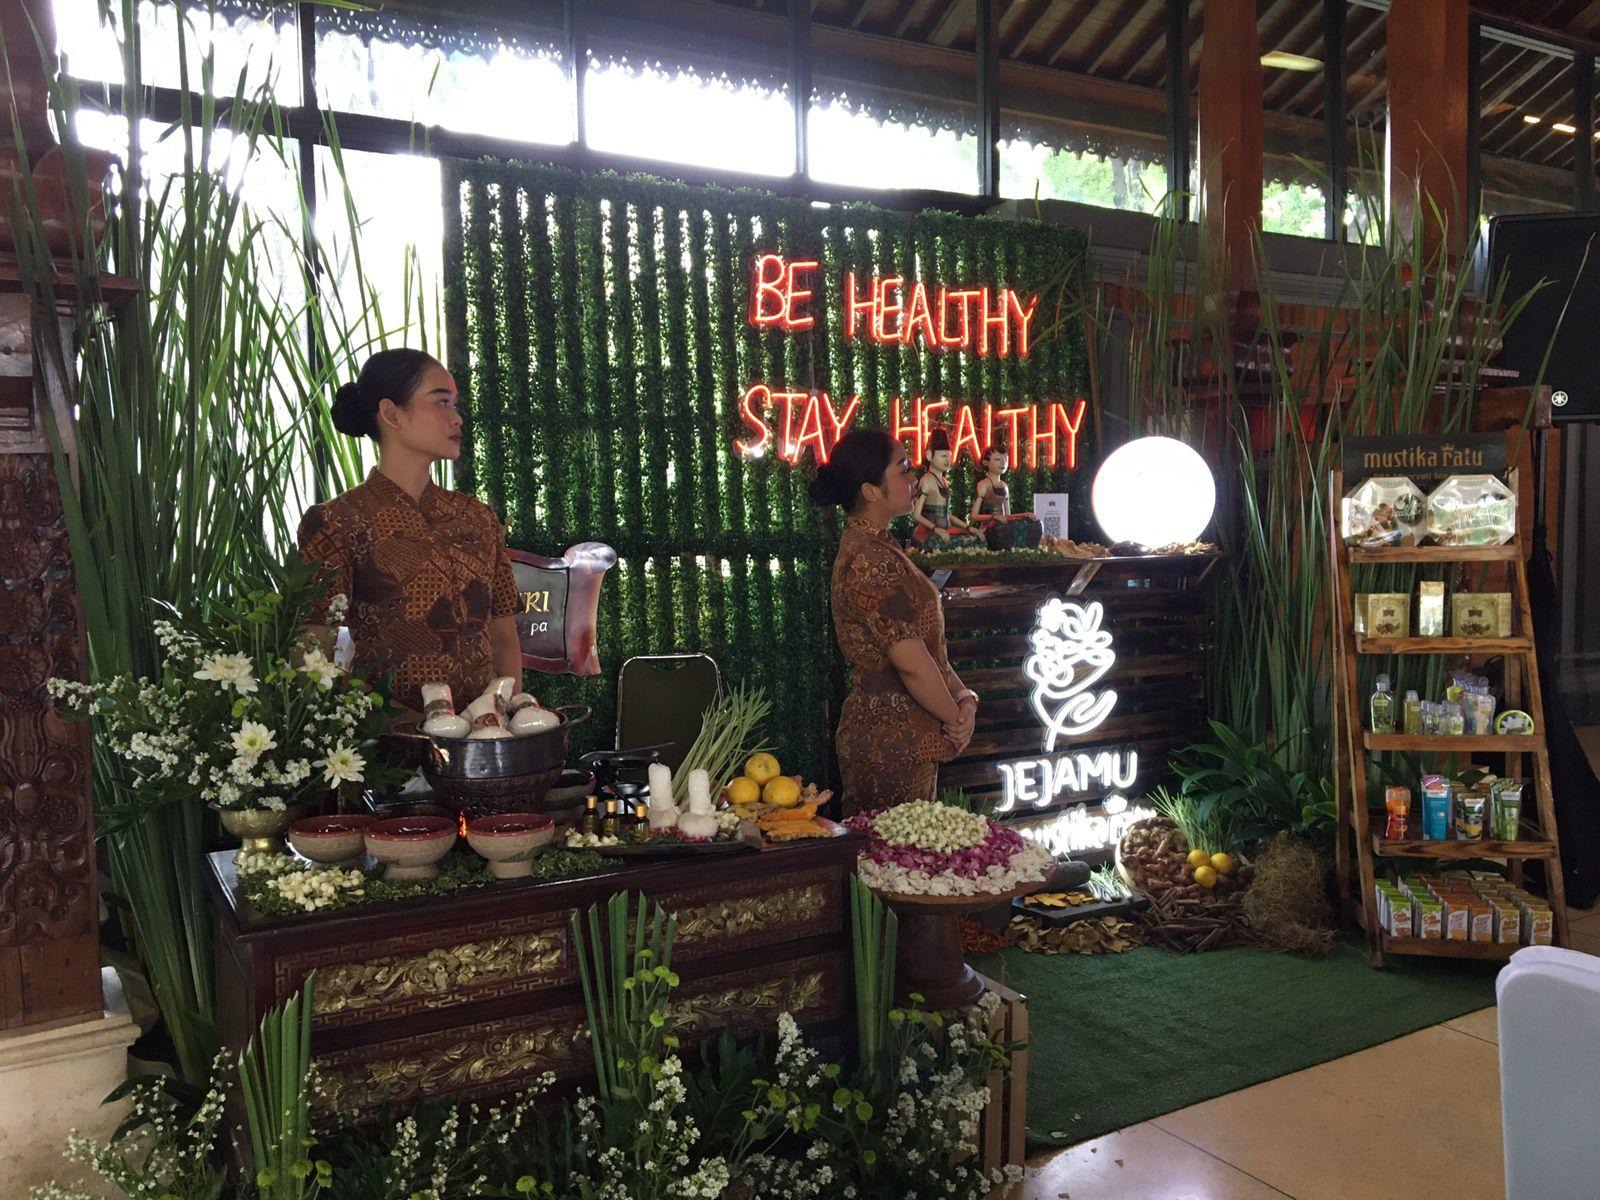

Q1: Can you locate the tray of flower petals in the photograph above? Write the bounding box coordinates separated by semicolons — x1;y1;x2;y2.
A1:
845;800;1054;898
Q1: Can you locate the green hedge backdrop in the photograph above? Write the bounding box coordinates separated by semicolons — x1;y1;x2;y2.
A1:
443;160;1092;780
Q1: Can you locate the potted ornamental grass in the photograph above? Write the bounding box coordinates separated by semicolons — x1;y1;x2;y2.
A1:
51;557;399;857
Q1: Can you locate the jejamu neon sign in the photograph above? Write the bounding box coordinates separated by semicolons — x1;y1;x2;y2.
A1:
735;252;1086;468
996;598;1140;821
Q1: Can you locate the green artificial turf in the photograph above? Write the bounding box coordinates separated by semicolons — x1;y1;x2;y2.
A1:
969;936;1500;1147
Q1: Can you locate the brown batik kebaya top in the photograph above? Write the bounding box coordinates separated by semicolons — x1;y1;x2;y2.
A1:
296;469;519;712
830;515;964;775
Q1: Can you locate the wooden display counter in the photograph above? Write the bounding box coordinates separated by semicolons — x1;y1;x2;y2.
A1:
205;832;861;1120
923;553;1218;832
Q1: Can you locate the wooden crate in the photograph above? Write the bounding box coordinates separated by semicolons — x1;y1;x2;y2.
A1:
973;972;1029;1195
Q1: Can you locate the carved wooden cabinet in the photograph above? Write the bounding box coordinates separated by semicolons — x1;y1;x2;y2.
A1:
205;835;860;1120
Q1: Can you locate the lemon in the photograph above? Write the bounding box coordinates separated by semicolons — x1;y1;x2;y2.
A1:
1193;865;1218;889
762;775;801;808
1210;852;1237;877
745;753;781;784
1185;848;1210;870
726;777;761;806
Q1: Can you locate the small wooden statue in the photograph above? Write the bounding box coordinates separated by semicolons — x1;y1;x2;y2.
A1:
968;445;1043;550
911;429;983;548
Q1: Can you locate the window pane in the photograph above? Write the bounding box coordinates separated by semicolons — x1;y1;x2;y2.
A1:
808;100;979;193
808;2;979;194
52;0;299;101
1478;30;1575;220
1259;5;1329;238
74;110;303;274
997;0;1168;213
313;147;444;357
316;6;573;145
585;61;794;176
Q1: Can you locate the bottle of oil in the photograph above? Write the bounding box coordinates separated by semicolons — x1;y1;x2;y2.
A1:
601;798;621;839
580;795;600;836
1370;673;1395;734
1403;689;1423;736
630;801;652;842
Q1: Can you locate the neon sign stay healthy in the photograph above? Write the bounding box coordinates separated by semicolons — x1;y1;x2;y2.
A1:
996;598;1143;847
736;252;1086;468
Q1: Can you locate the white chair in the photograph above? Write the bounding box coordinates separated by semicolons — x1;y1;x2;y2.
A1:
1498;946;1600;1198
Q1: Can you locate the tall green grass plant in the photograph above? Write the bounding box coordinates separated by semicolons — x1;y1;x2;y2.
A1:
4;0;431;1081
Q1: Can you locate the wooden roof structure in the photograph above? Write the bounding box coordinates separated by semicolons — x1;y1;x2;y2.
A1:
688;0;1595;204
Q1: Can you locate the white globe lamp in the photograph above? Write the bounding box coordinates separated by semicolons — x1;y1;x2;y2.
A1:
1091;436;1215;548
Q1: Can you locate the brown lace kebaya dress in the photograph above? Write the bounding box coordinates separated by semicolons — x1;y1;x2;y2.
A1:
296;469;519;712
831;515;964;815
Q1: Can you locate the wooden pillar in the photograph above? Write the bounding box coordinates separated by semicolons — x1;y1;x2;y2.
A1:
1386;0;1470;258
1196;0;1262;299
0;0;108;1030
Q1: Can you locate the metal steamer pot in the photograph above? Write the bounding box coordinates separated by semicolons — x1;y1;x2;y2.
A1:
421;705;591;781
385;705;591;821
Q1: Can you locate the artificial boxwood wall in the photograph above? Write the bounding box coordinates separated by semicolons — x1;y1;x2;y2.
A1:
443;160;1091;781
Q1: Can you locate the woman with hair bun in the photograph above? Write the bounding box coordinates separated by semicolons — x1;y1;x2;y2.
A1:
297;348;523;712
811;429;979;815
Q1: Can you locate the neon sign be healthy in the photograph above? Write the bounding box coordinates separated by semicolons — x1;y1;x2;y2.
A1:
998;598;1153;855
735;253;1087;468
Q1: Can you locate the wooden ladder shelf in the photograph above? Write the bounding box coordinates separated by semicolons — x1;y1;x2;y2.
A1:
1328;468;1569;967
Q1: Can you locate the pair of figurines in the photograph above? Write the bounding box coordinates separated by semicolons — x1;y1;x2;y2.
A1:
910;431;1042;551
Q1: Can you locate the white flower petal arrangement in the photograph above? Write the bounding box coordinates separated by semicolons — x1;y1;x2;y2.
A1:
846;800;1053;897
48;561;400;817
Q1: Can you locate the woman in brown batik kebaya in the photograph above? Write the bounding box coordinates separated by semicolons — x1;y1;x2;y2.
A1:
297;349;523;712
810;429;979;815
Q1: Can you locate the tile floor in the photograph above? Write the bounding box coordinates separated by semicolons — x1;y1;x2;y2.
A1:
1015;906;1600;1200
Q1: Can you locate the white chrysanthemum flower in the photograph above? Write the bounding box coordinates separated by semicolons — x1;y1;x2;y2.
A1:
325;593;350;623
230;720;277;761
193;652;258;695
318;744;365;788
298;647;342;689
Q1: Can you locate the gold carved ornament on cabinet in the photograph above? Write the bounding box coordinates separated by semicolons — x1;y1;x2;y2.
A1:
314;929;566;1018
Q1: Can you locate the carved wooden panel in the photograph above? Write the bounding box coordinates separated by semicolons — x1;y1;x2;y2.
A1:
310;951;844;1121
272;912;572;1029
0;448;97;1028
313;998;591;1119
664;867;840;961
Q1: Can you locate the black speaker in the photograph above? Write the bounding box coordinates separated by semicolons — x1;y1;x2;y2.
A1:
1485;212;1600;423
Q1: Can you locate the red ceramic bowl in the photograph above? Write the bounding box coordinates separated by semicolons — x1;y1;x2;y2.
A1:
466;813;555;878
465;813;556;839
365;815;457;881
366;815;457;842
288;813;376;864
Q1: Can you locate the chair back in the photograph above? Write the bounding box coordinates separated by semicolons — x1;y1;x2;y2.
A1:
615;654;721;771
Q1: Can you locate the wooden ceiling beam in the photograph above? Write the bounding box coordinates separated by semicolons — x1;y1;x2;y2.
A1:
893;0;925;38
1064;0;1129;72
1087;0;1164;77
1000;0;1054;58
1043;0;1112;67
1487;86;1578;161
1284;7;1387;116
1262;7;1328;112
1348;62;1388;122
1469;3;1600;58
1480;50;1571;150
924;0;968;46
849;0;879;30
1131;0;1195;83
1254;0;1298;48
